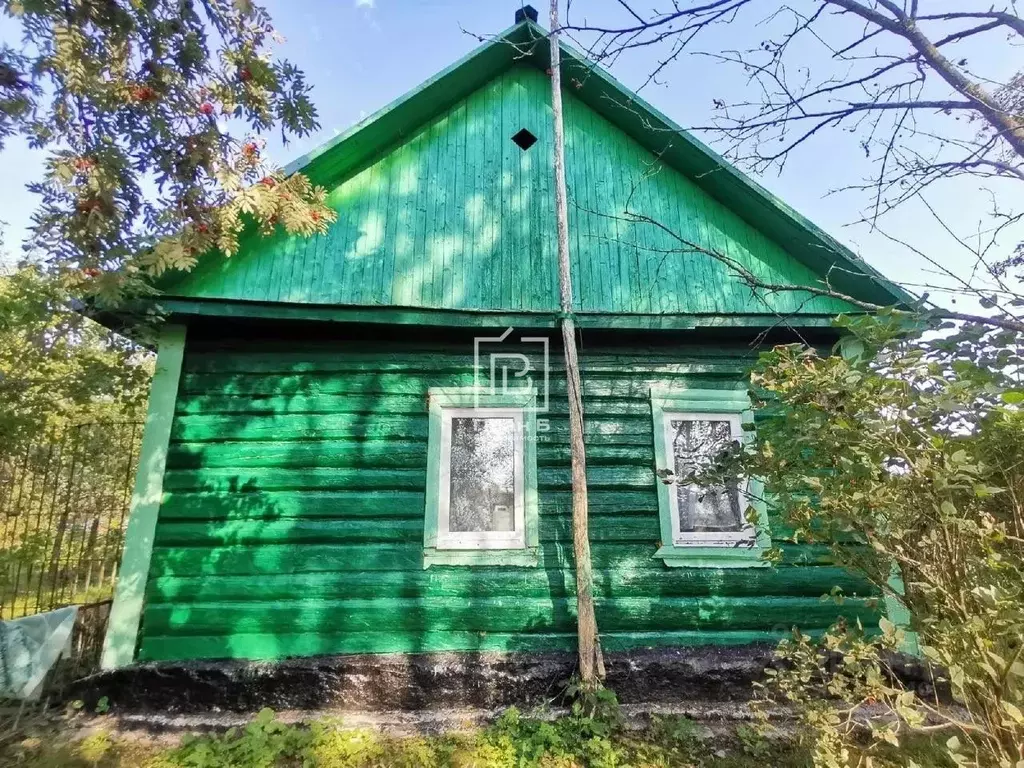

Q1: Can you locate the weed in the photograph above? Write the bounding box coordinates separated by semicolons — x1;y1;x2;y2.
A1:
169;708;310;768
735;724;772;759
0;704;951;768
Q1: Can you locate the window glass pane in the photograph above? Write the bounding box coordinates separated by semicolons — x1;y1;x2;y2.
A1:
449;416;516;532
669;418;742;532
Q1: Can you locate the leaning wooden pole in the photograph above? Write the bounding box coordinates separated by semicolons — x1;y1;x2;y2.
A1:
549;0;605;687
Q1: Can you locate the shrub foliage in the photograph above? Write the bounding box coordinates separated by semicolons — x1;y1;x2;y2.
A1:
728;314;1024;768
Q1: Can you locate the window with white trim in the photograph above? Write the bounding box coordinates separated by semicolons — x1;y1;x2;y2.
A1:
437;408;525;550
650;387;769;568
662;411;753;546
423;388;539;568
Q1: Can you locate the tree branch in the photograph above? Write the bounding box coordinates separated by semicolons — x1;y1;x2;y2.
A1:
621;209;1024;335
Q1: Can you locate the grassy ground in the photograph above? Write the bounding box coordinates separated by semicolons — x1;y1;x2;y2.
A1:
0;702;953;768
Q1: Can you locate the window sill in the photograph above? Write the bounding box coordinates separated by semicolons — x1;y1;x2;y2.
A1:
423;548;540;569
654;544;770;569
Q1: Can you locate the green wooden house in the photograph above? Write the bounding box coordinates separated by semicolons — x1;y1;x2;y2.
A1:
99;9;909;689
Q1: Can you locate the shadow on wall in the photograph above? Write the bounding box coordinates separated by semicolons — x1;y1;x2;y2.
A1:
141;325;882;699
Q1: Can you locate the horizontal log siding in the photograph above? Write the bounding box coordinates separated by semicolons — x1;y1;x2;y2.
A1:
139;333;874;662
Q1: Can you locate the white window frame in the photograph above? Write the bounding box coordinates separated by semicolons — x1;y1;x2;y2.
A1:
436;407;526;550
662;411;755;547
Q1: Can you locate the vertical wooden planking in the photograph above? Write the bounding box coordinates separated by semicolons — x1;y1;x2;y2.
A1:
341;168;367;306
404;132;426;308
390;141;408;307
584;99;606;312
245;233;272;304
371;152;393;306
495;73;510;311
364;155;388;306
608;107;631;312
436;110;455;308
623;139;652;314
460;89;478;310
483;77;502;311
162;69;858;320
579;102;603;312
673;172;717;313
618;130;650;314
670;170;710;314
637;142;673;315
563;93;588;312
412;124;433;307
229;233;254;303
510;70;528;312
313;191;337;306
610;124;633;316
482;80;499;311
503;70;522;311
425;113;446;307
532;68;557;313
734;224;781;314
522;68;542;313
305;196;329;305
292;219;318;303
327;179;355;305
379;142;402;306
702;193;747;314
342;166;366;306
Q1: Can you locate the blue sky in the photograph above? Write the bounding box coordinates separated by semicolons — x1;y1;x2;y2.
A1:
1;1;1019;305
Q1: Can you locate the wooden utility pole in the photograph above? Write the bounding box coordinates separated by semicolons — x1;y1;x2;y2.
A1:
549;0;605;688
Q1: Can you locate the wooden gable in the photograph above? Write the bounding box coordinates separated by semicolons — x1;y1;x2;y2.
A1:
161;22;908;326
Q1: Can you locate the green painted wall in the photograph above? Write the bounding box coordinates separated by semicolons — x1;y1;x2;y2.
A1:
167;66;851;318
139;327;874;662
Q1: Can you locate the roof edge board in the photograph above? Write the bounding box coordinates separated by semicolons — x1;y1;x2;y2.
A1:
158;297;852;330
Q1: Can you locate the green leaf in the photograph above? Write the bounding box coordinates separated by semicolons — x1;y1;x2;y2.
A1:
949;665;965;689
1001;391;1024;404
1001;701;1024;724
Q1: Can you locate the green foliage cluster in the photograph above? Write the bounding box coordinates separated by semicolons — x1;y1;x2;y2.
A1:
0;0;336;305
0;259;151;615
1;705;819;768
722;313;1024;767
0;264;150;447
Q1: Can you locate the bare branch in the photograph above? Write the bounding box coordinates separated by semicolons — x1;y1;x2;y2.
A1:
561;0;1024;228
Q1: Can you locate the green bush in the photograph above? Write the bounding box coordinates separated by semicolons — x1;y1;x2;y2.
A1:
727;314;1024;767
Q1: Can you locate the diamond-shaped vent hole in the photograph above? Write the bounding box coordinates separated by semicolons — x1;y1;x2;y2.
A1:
512;128;538;150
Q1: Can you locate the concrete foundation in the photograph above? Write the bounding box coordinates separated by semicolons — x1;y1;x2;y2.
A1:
70;645;941;716
70;646;775;714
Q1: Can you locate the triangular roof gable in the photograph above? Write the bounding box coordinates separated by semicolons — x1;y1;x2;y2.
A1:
272;19;910;310
160;19;911;321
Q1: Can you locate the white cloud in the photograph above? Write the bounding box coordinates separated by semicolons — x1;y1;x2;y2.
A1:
355;0;375;7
